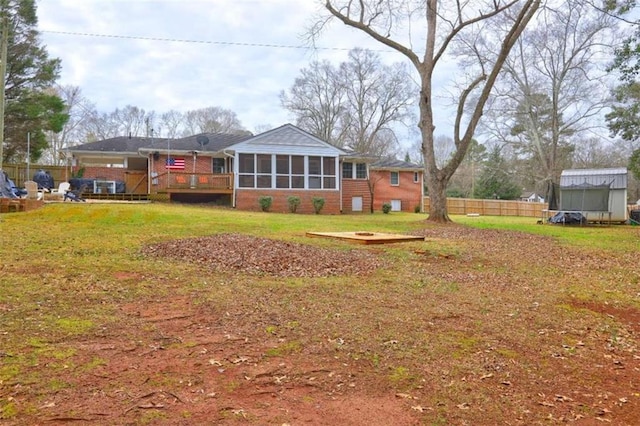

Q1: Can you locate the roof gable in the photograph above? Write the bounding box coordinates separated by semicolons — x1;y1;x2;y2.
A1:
232;124;345;155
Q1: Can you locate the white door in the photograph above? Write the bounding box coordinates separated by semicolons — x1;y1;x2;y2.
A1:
391;199;402;212
352;196;363;212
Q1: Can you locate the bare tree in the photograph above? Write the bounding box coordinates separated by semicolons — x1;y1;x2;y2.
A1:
280;59;349;145
338;48;414;156
82;105;154;140
317;0;541;222
481;0;618;197
115;105;153;137
83;110;121;141
572;137;621;169
157;109;184;138
282;48;413;157
181;106;247;136
253;124;273;134
43;85;96;165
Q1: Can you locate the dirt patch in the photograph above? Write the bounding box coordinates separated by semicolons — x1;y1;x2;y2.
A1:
141;233;386;277
3;226;639;425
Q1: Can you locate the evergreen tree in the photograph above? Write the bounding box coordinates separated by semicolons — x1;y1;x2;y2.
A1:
1;0;68;163
474;145;522;200
604;1;640;180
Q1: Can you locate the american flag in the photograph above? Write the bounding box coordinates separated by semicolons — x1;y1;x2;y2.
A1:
165;157;185;170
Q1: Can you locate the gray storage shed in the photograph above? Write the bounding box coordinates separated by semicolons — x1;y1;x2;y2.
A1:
559;168;628;223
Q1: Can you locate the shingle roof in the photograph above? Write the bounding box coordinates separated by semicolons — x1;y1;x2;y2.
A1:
371;158;423;170
67;136;164;153
67;132;254;155
157;132;253;153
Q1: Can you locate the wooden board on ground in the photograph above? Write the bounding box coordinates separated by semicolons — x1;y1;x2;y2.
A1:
306;231;424;245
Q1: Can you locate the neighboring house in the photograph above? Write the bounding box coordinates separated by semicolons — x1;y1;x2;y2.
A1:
520;191;544;203
64;123;424;214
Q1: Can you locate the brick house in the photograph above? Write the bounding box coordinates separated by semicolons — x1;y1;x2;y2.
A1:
369;158;424;213
65;123;423;214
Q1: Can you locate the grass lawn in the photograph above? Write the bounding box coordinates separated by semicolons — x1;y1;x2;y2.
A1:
0;203;638;425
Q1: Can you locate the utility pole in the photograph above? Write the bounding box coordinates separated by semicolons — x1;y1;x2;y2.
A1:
0;15;8;172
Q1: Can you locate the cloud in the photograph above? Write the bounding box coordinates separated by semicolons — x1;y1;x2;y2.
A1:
36;0;456;141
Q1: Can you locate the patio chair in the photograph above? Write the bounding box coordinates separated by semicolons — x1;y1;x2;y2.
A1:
49;182;71;199
63;184;87;202
24;180;43;200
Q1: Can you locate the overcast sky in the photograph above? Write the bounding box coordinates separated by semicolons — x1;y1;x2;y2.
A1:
36;1;396;127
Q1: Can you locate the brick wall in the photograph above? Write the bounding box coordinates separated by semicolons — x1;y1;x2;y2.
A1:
236;189;341;214
75;166;127;181
341;179;372;213
149;155;213;175
370;170;423;213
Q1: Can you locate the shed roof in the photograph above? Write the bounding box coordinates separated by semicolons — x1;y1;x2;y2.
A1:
560;168;627;189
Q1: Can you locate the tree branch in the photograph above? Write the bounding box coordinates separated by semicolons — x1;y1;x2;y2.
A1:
325;1;421;68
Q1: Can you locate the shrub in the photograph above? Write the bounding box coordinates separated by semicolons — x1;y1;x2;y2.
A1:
382;202;392;214
287;195;301;213
414;205;421;213
72;167;85;178
312;197;325;214
258;195;273;212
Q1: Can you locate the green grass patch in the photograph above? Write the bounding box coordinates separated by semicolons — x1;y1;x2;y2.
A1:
265;341;302;357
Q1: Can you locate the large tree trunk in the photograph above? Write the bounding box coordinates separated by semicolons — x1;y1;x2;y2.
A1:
425;172;450;222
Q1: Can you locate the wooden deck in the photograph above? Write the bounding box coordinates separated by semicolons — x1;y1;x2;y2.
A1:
306;231;425;245
82;193;151;201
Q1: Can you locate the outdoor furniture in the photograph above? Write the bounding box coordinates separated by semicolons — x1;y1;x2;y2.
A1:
64;184;87;202
49;182;71;199
24;180;43;200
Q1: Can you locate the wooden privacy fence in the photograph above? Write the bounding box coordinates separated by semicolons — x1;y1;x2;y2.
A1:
424;197;546;218
1;164;70;188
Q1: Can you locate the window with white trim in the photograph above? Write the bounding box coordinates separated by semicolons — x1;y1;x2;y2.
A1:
308;156;322;189
323;157;336;189
342;162;367;179
390;171;399;186
342;162;353;179
291;155;305;188
238;153;255;188
238;154;336;189
212;158;225;174
413;172;419;183
276;155;289;188
256;154;271;188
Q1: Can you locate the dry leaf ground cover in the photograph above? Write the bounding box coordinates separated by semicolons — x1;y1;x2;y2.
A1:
0;203;639;425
